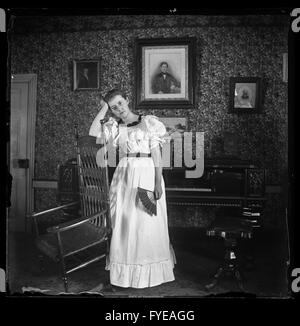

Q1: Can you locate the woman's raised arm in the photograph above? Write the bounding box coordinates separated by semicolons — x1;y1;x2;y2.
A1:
89;99;109;137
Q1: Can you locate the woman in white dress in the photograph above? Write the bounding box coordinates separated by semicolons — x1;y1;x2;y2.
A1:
89;89;176;288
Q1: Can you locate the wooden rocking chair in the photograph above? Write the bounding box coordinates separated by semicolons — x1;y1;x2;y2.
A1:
28;125;111;293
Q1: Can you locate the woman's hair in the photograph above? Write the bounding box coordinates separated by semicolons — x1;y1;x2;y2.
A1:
103;89;127;104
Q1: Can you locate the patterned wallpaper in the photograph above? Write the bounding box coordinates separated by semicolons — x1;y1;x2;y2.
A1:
10;15;289;227
11;14;289;33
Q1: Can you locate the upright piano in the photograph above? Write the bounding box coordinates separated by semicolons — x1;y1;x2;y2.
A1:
57;156;266;220
163;157;266;210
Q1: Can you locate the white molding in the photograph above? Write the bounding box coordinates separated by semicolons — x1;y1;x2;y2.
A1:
283;53;288;83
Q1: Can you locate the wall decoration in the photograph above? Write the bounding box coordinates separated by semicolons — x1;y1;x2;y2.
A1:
134;37;196;109
229;77;262;113
73;59;100;91
159;117;188;169
160;117;188;136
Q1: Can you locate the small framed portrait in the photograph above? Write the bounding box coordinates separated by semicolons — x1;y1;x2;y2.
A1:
229;77;262;113
134;37;196;109
73;59;100;91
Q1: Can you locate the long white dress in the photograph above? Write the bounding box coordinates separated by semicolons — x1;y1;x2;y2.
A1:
98;114;176;288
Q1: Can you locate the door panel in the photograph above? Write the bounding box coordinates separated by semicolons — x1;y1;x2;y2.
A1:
10;83;29;232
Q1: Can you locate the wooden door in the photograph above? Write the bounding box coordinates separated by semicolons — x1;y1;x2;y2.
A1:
9;74;37;232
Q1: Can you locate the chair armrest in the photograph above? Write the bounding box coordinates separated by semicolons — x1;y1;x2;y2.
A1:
47;209;108;233
27;201;79;220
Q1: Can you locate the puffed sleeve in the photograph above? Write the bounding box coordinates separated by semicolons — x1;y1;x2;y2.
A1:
96;117;119;146
144;115;168;150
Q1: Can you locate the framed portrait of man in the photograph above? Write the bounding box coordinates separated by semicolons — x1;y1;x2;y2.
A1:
229;77;262;113
134;37;196;109
73;59;100;91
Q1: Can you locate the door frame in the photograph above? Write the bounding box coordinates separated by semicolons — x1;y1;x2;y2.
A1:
11;73;37;226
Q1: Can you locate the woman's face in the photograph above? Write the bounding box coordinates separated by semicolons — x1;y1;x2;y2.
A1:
108;95;130;120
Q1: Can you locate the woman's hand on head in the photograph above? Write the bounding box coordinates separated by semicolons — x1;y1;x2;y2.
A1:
100;98;109;111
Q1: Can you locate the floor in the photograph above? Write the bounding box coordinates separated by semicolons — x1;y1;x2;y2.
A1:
6;227;291;298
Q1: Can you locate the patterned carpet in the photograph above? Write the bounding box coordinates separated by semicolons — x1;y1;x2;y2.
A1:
7;228;290;298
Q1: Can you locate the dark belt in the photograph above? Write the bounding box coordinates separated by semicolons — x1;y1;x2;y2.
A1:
126;153;151;158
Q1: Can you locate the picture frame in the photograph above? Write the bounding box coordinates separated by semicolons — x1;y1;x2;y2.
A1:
159;117;188;137
73;59;100;91
134;37;196;109
159;117;188;169
229;77;262;113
